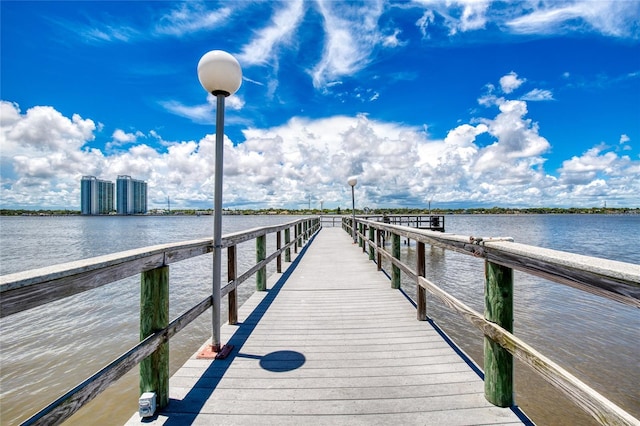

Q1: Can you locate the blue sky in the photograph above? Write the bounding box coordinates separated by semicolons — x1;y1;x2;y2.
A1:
1;1;639;210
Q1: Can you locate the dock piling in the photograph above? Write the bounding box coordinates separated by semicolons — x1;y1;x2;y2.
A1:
484;260;514;407
140;266;169;409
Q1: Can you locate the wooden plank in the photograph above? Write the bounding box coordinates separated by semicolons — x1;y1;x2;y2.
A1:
482;241;640;307
1;239;212;291
1;253;165;318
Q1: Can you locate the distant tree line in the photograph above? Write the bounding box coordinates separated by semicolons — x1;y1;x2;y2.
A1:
2;206;638;217
0;209;81;216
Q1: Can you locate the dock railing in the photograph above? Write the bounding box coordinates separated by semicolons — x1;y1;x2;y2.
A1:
343;217;639;426
340;214;446;232
0;217;320;426
319;214;343;227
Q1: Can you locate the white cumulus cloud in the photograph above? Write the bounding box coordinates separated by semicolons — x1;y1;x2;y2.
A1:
500;72;525;94
2;95;639;210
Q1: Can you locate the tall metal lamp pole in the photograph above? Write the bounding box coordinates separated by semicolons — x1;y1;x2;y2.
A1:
348;176;358;243
197;50;242;358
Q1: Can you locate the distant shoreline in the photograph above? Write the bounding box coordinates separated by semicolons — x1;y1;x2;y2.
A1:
2;207;638;217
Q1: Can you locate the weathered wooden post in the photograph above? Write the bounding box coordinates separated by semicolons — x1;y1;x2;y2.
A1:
392;232;401;289
140;266;169;408
284;228;291;262
416;241;427;321
228;245;238;325
256;234;266;291
276;230;282;273
368;226;375;261
484;260;514;407
359;223;364;248
376;229;383;271
361;224;366;252
294;223;299;254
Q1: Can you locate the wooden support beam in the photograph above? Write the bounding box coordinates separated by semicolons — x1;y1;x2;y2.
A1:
228;245;237;325
368;226;375;261
276;231;282;273
417;241;427;321
140;266;169;409
484;260;514;407
392;232;401;289
284;228;291;262
376;229;383;271
256;235;266;291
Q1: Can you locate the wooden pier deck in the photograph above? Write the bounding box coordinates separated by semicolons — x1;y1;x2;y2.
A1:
126;227;527;425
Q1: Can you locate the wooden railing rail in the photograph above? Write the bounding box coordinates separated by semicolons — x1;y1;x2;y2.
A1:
356;220;640;307
345;217;640;426
0;239;212;318
1;217;321;426
360;214;445;231
320;215;342;227
0;219;320;318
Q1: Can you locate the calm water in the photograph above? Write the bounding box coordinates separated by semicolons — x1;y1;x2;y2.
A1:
0;214;638;425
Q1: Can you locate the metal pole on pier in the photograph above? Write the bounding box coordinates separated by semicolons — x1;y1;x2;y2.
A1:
197;50;242;359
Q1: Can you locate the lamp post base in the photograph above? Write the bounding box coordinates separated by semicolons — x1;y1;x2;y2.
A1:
196;344;234;360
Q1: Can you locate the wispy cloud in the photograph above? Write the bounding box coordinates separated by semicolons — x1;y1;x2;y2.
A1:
154;2;233;37
159;101;214;123
64;17;140;43
160;94;246;126
505;1;640;38
412;0;639;40
311;0;388;88
414;0;491;35
521;89;554;101
237;1;305;66
56;2;233;44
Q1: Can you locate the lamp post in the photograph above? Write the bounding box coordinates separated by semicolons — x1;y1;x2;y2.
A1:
348;176;358;243
197;50;242;358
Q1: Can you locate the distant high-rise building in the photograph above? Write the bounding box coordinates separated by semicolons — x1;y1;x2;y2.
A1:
81;176;114;215
116;175;147;215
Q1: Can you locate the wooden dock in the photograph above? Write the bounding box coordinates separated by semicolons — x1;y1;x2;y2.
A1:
125;227;527;425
